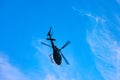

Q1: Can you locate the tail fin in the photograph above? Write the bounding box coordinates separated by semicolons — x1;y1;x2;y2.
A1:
47;27;52;36
46;27;56;41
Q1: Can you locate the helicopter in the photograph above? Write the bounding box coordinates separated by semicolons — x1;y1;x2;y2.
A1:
41;27;70;65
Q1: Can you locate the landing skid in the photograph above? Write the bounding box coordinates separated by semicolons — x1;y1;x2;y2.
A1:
49;54;54;63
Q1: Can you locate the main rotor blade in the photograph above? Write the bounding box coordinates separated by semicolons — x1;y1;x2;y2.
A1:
60;51;69;65
60;41;71;50
41;42;51;47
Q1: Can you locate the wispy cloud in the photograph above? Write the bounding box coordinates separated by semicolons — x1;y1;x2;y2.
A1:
72;6;105;24
114;14;120;26
87;20;120;80
116;0;120;4
44;74;57;80
0;52;29;80
73;5;120;80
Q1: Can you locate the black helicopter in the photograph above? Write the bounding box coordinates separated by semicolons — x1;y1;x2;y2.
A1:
41;27;70;65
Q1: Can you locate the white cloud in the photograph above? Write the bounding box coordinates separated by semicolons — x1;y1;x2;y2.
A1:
0;52;29;80
87;24;120;80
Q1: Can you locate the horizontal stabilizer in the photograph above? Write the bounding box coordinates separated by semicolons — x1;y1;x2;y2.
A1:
46;38;56;41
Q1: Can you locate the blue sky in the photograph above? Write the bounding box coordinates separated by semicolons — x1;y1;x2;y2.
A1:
0;0;120;80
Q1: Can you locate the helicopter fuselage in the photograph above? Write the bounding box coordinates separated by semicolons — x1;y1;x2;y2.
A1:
52;46;62;65
45;27;70;65
47;33;62;65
